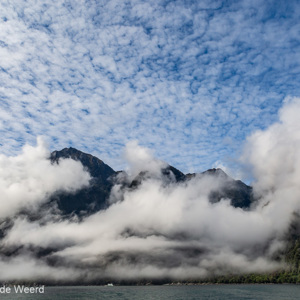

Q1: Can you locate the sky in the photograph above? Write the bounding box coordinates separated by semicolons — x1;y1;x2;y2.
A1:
0;0;300;175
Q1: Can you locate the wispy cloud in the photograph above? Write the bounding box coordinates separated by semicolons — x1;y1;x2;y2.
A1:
0;0;299;174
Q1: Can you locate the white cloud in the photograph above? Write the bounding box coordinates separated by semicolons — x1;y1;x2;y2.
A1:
0;137;90;219
0;0;299;173
124;140;167;178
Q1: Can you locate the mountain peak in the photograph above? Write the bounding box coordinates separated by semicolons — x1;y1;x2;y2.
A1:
49;147;116;215
202;168;228;177
52;147;92;158
51;147;115;178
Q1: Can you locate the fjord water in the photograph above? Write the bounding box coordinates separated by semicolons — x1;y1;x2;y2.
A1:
2;285;300;300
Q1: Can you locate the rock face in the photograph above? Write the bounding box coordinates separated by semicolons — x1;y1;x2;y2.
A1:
50;147;116;215
50;148;254;215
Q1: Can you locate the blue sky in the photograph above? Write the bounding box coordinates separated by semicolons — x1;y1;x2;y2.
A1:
0;0;299;175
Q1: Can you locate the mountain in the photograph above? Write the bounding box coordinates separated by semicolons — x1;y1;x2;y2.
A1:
49;148;253;216
195;168;253;209
50;147;116;215
3;147;299;284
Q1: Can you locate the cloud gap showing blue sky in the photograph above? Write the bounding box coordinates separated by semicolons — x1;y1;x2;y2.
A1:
0;0;299;175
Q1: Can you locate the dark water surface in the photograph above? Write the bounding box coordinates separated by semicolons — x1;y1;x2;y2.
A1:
1;284;300;300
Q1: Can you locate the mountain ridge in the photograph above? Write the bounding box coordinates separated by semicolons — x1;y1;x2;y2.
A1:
49;147;254;216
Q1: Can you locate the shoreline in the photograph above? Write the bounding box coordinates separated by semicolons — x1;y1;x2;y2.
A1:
3;283;299;287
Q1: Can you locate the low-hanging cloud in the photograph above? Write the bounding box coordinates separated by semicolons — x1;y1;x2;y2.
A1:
242;97;300;232
1;99;300;283
0;137;91;220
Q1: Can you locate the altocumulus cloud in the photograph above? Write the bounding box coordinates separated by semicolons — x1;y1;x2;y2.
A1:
0;0;300;173
0;99;300;282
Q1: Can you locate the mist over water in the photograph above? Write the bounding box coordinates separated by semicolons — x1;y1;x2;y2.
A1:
0;98;300;283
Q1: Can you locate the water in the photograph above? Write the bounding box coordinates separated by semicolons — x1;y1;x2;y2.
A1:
1;284;300;300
